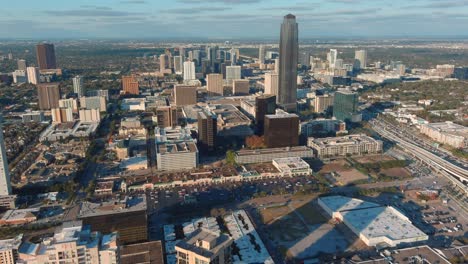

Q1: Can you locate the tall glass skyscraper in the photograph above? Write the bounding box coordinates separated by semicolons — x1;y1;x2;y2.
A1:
333;91;362;122
0;119;11;196
278;14;298;112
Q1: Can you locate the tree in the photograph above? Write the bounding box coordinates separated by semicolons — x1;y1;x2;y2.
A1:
245;135;266;149
226;150;237;165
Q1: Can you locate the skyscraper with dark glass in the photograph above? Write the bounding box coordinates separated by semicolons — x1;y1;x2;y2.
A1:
36;43;57;70
333;91;362;122
278;14;298;112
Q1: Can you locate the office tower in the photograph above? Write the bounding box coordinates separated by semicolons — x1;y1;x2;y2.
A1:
218;50;226;62
210;46;218;71
354;49;368;70
0;121;11;196
80;96;107;112
17;59;27;71
37;83;60;110
264;110;299;148
333;91;361;122
334;59;344;69
79;109;101;123
198;108;217;151
26;67;39;85
155;106;178;128
328;49;338;68
174;85;197;106
274;58;279;73
299;51;310;66
232;79;249;95
73;75;84;97
159;54;166;71
36;43;57;70
230;49;237;65
225;65;241;82
183;61;196;81
7;52;12;60
206;73;223;96
264;72;279;97
221;63;227;79
87;89;109;100
179;46;185;58
122;75;139;95
188;50;193;62
59;98;78;113
397;64;406;75
258;45;265;63
51;107;73;123
278;14;298;112
174;55;183;74
193;50;201;65
255;94;276;135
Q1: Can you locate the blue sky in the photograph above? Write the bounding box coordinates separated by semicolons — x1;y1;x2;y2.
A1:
2;0;468;39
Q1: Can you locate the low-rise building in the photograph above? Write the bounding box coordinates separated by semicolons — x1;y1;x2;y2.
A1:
235;146;313;164
22;111;45;123
300;118;347;137
0;208;39;225
308;134;383;158
420;122;468;148
121;98;146;111
272;157;312;177
156;142;199;171
318;196;428;247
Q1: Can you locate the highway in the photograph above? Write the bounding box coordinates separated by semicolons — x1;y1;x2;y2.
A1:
370;119;468;194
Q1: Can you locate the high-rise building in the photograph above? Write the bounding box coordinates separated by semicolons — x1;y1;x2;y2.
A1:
232;79;249;95
264;110;299;148
174;85;197;106
314;94;334;113
334;59;344;69
122;75;139;95
79;109;101;123
192;50;201;65
225;65;241;82
258;45;265;63
0;121;11;196
80;96;107;112
51;107;74;123
206;73;223;96
155;106;178;128
333;91;361;122
209;46;218;71
36;43;57;70
159;54;167;71
73;75;84;97
278;14;298;112
354;49;368;70
17;59;27;71
26;67;39;85
59;98;78;113
174;55;183;74
255;94;276;135
183;61;196;81
274;58;279;73
264;72;279;97
37;83;60;110
197;108;217;152
328;49;338;68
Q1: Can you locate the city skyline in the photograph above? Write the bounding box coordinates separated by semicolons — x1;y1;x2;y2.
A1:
3;0;468;39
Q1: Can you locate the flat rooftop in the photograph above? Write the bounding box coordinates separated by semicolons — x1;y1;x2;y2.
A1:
79;195;147;217
310;134;380;147
236;146;311;156
157;141;198;155
272;157;310;171
175;228;231;258
424;122;468;137
319;196;380;213
209;104;251;124
0;234;22;251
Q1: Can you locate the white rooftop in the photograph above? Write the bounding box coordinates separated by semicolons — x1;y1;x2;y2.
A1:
319;196;380;213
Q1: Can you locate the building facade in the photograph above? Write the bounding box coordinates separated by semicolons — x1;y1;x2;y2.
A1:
174;85;197;106
37;83;60;110
36;43;57;70
264;110;299;148
122;75;139;95
308;134;383;158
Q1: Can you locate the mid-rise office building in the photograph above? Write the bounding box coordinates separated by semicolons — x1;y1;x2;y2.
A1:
0;234;22;264
355;49;368;70
122;75;139;95
328;49;338;68
198;108;217;151
175;228;233;264
232;79;249;95
235;146;313;164
258;45;265;63
300;118;347;137
87;89;109;100
80;96;107;112
51;107;74;123
255;94;276;135
13;70;27;84
264;110;299;148
0;123;11;196
37;83;60;110
308;134;383;158
22;111;44;123
314;94;334;113
156;141;199;171
59;98;78;113
17;59;27;71
73;75;84;96
159;54;167;70
225;65;241;82
420;122;468;148
36;43;57;70
333;90;361;122
174;85;197;106
26;67;39;85
264;72;279;97
155;106;178;128
278;14;298;112
206;73;223;96
79;109;101;123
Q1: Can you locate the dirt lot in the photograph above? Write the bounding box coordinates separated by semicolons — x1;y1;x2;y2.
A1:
381;167;412;178
320;159;351;173
353;154;395;163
